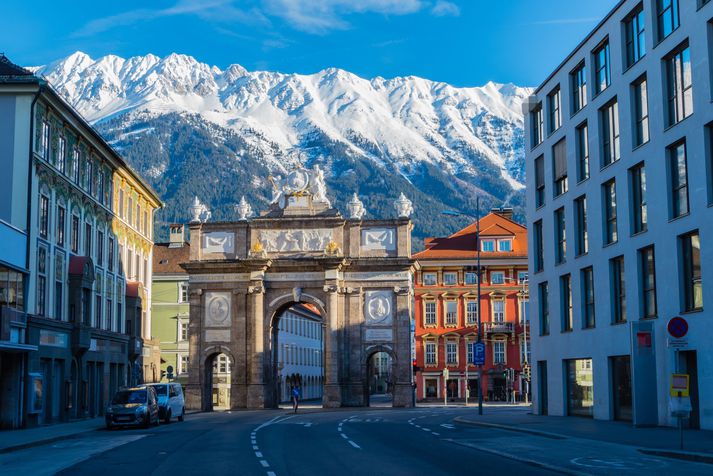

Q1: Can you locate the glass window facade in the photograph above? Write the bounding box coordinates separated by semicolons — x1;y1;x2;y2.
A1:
566;359;594;417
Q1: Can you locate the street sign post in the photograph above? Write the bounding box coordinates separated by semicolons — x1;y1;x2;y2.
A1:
667;316;691;450
442;368;449;407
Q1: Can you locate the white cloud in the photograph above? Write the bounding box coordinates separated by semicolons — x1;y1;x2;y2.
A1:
431;1;460;17
263;0;423;33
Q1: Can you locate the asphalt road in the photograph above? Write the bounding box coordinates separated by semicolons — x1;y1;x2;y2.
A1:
0;406;556;476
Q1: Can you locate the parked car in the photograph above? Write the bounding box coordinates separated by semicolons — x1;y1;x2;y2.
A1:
148;383;186;423
105;386;160;429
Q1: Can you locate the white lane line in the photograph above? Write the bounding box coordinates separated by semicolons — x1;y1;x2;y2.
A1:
432;432;440;436
252;445;259;450
341;433;348;439
348;440;361;449
267;472;276;476
255;452;263;458
422;428;430;432
260;460;269;468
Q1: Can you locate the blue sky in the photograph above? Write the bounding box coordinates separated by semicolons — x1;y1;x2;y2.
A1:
2;0;618;87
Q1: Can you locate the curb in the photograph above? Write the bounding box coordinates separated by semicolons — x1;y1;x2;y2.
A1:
445;438;586;476
452;417;568;440
638;448;713;465
0;428;100;454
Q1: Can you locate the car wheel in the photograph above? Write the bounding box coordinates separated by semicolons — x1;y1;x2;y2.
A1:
164;409;172;424
178;408;185;422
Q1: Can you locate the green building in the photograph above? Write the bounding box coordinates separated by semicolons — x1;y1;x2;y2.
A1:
151;225;190;383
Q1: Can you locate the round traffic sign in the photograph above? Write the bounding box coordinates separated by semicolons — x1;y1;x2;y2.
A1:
667;317;688;339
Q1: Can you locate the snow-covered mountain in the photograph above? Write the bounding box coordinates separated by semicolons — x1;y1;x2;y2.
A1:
32;52;532;243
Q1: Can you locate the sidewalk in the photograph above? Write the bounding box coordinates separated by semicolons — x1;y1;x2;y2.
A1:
0;417;104;454
454;410;713;460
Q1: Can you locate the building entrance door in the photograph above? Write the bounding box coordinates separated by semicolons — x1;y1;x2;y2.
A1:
611;355;632;421
678;350;700;429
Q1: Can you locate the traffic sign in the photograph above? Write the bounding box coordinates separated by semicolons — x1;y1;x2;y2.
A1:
473;342;486;366
667;317;688;339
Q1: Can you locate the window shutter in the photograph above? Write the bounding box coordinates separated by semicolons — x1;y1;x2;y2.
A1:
553;138;567;180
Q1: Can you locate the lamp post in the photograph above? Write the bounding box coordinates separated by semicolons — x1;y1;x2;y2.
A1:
443;197;483;415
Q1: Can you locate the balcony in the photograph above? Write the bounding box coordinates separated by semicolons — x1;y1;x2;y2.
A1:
483;321;514;334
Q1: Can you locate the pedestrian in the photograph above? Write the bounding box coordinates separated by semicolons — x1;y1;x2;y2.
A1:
291;385;300;413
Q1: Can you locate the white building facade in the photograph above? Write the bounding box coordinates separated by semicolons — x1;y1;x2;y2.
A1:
277;304;324;403
525;0;713;429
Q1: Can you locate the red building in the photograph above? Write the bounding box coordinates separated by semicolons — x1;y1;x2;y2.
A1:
413;209;529;403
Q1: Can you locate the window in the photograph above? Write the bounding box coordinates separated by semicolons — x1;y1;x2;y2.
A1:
493;341;505;364
95;294;102;329
566;359;594;417
467;341;474;364
575;195;588;256
561;274;572;332
39;195;49;239
144;211;149;237
601;100;620;166
593;41;611;94
539;282;550;335
425;302;437;325
40;120;50;159
423;273;437;286
518;271;528;284
630;163;648;234
498;240;512;252
535;155;545;207
37;247;47;316
56;206;65;246
97;230;104;267
97;170;104;201
54;253;64;320
481;240;495;252
666;44;693;126
491;272;505;284
611;256;627;324
71;148;80;183
581;267;595;328
571;62;587;113
532;103;544;148
443;272;457;286
548;86;561;133
576;123;589;182
632;77;650;146
108;237;114;272
680;231;702;311
71;215;79;253
534;220;544;273
128;197;133;224
553;138;568;197
446;342;457;365
119;189;124;218
180;321;189;341
639;246;657;318
668;140;689;218
492;300;505;322
179;282;188;303
519;298;529;324
464;272;478;285
520;339;531;365
603;180;618;245
57;136;66;173
425;342;436;365
84;222;92;257
657;0;679;41
625;5;646;67
554;207;566;264
466;301;478;324
445;301;457;325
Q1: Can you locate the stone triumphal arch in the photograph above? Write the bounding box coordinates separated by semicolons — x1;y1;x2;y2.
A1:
181;166;418;409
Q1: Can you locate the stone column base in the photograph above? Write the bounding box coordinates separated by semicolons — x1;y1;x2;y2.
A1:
322;384;342;408
185;383;202;411
392;383;414;408
247;384;266;408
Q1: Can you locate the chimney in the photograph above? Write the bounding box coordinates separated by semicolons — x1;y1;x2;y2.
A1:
169;224;184;248
491;207;514;220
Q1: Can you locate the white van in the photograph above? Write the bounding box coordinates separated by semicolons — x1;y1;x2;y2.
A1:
149;383;185;423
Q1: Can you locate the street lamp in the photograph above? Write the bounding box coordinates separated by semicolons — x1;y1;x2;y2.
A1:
442;198;483;415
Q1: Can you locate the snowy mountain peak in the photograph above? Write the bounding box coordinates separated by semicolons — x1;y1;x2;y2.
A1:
32;51;532;198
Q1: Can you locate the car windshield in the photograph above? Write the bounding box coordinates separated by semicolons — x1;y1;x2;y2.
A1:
152;385;168;396
112;390;147;404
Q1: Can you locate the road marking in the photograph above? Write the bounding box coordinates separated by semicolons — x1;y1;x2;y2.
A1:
267;472;276;476
348;440;361;449
341;433;348;439
260;460;269;468
255;452;263;458
253;445;259;450
422;428;430;432
440;423;455;429
432;432;440;436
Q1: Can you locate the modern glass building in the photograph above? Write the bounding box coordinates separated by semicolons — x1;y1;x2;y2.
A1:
525;0;713;428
